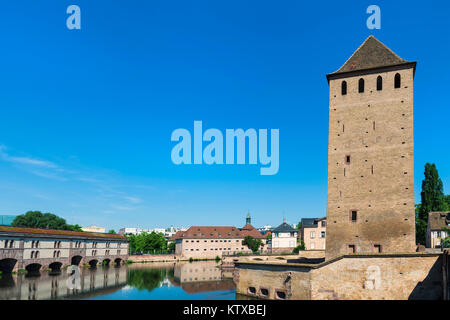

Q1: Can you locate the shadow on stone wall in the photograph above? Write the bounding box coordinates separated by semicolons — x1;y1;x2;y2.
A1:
408;256;442;300
286;258;325;264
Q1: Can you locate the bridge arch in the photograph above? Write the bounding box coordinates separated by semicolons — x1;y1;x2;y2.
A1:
25;263;42;273
49;262;63;271
114;258;122;266
88;259;98;268
102;258;111;266
71;255;82;266
0;258;18;273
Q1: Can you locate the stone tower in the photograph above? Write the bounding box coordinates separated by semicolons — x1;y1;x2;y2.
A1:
325;36;417;260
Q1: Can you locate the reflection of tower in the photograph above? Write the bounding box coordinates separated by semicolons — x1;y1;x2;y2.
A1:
246;212;251;225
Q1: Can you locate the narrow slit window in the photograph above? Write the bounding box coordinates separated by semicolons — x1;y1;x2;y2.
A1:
341;81;347;95
374;244;382;253
376;76;382;91
350;210;358;222
394;73;401;88
358;78;365;93
345;155;351;164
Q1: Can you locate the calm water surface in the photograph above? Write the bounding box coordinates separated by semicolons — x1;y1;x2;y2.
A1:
0;261;240;300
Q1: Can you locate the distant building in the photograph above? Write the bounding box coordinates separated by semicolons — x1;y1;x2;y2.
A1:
426;212;449;248
301;217;326;250
0;215;17;226
270;219;298;253
171;214;266;258
257;225;273;235
119;226;186;237
165;226;187;240
81;225;106;233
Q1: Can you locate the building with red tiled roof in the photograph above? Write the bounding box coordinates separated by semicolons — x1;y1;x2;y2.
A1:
172;214;267;258
0;226;128;273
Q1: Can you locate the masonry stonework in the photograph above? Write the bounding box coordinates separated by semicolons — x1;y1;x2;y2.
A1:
325;36;416;260
235;254;442;300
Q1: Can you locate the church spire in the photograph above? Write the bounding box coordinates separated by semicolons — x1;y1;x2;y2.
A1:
246;212;251;225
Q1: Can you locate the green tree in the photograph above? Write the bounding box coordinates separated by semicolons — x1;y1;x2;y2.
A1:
416;163;447;244
108;229;116;234
168;241;176;252
127;232;168;254
442;226;450;249
266;233;272;240
296;221;302;230
12;211;81;231
127;268;167;291
242;236;262;253
293;240;305;253
444;195;450;210
418;163;447;221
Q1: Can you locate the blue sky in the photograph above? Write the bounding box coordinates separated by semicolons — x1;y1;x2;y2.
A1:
0;1;449;231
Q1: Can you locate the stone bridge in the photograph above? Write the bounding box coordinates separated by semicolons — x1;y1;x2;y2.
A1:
0;226;128;273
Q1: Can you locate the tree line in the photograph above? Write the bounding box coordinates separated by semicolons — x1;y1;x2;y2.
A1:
127;232;175;255
416;163;450;247
11;211;83;231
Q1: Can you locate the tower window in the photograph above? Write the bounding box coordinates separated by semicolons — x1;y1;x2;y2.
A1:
350;210;358;222
345;155;351;164
376;76;382;91
358;78;365;93
348;245;356;254
374;244;382;253
394;73;401;88
341;81;347;95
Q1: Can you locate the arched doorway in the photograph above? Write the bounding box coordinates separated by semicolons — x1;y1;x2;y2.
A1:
0;258;17;273
49;262;63;271
88;259;98;268
25;263;42;273
71;255;82;266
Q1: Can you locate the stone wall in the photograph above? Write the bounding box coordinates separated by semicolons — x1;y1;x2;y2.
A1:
326;66;416;260
222;250;325;268
310;255;441;300
234;253;442;300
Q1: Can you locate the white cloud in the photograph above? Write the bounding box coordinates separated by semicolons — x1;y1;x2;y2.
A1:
124;196;142;204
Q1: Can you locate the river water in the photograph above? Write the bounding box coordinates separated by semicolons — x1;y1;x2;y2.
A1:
0;261;242;300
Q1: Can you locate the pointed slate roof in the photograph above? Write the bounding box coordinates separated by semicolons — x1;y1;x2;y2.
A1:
272;222;297;233
327;36;415;79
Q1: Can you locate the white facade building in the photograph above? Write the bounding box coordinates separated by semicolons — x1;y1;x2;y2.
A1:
81;225;106;233
270;219;298;253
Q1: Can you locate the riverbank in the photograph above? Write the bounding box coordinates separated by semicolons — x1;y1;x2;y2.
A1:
128;254;219;263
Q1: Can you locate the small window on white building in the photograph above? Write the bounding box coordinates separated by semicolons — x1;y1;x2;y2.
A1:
310;231;315;239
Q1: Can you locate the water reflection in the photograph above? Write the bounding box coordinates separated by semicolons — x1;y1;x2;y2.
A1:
0;261;237;300
0;266;127;300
